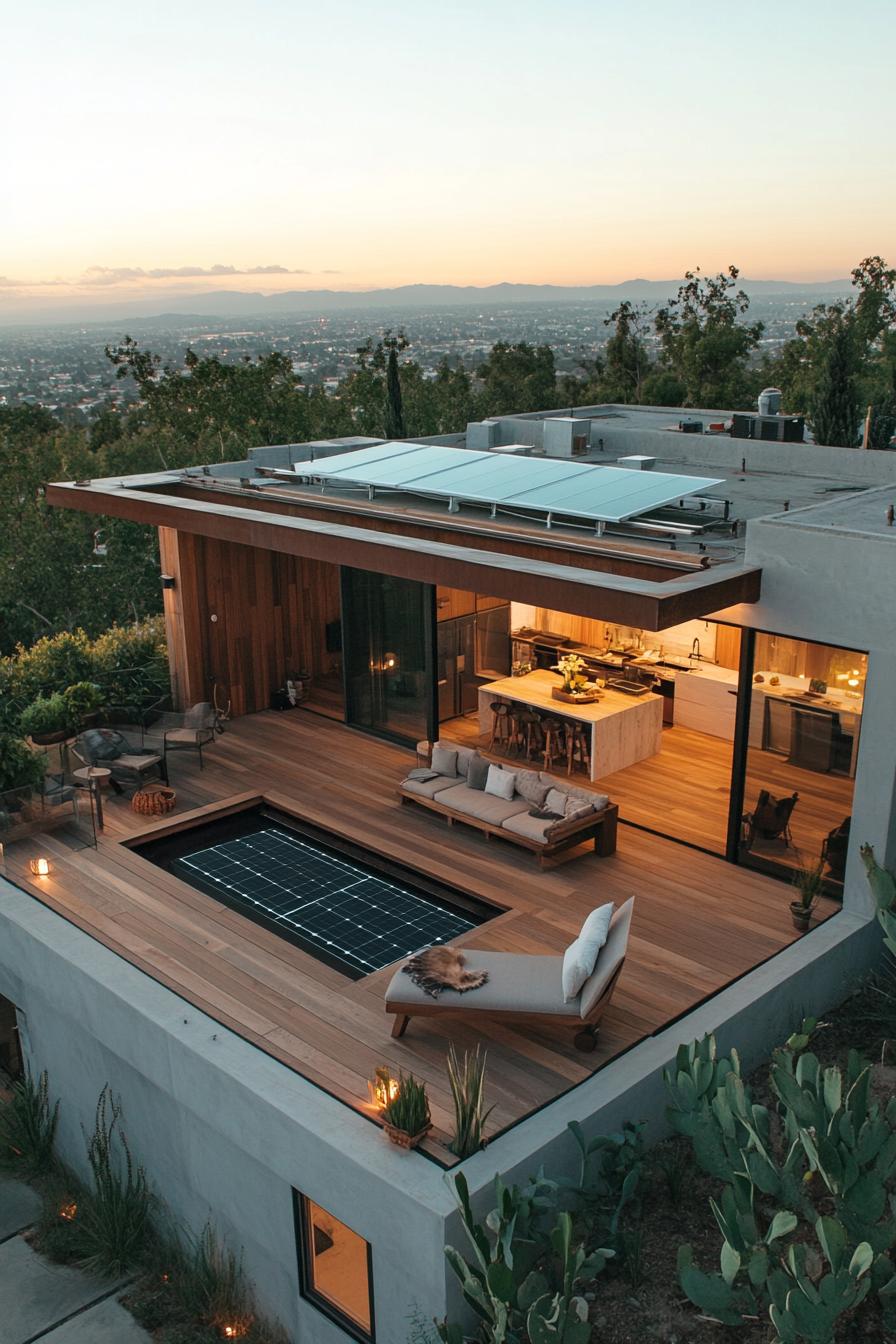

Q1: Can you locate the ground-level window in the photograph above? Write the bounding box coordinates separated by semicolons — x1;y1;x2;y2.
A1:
0;994;23;1080
294;1191;374;1341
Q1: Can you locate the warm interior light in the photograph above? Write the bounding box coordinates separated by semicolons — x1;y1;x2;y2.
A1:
368;1066;400;1111
219;1325;248;1340
58;1201;77;1221
382;651;398;672
29;857;51;877
848;677;860;688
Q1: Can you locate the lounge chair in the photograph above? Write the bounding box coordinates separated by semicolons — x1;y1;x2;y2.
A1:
73;728;168;793
161;702;217;769
385;897;634;1052
741;789;798;851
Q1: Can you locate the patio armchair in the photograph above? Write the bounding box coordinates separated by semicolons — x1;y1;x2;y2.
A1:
386;898;634;1052
741;789;799;851
73;728;168;793
161;702;217;770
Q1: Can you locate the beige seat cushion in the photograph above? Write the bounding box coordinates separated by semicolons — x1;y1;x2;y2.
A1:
501;811;555;843
386;951;576;1016
116;753;162;770
436;784;529;826
402;773;461;799
163;728;203;745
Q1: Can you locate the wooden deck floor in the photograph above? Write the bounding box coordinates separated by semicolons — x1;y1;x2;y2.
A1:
4;710;838;1164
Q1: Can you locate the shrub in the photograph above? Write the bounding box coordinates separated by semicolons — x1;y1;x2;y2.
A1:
92;618;169;705
62;680;104;724
19;693;72;740
382;1072;431;1137
9;630;95;703
74;1086;154;1278
0;736;47;795
0;1069;59;1173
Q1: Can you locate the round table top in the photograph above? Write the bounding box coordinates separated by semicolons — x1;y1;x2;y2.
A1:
72;766;112;782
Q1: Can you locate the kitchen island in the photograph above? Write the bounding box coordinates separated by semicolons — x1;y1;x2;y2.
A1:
478;669;663;780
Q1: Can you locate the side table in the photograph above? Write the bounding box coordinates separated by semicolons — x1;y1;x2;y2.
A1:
72;766;112;830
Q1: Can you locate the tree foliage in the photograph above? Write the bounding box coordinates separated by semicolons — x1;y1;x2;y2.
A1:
653;266;764;409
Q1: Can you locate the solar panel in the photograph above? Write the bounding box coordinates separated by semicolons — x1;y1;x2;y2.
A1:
175;826;480;979
306;442;723;525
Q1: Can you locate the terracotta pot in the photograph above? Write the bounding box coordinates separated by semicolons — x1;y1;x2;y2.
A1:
382;1121;432;1151
790;901;813;931
30;730;70;747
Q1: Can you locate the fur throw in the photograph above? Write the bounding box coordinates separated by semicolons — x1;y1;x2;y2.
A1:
402;946;489;999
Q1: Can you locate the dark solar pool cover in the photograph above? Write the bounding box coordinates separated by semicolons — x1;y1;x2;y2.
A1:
176;826;479;977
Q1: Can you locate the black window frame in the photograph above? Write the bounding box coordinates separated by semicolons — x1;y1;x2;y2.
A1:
293;1189;375;1343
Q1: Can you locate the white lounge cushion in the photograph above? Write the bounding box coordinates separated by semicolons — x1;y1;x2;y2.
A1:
562;902;614;1001
501;811;556;843
402;773;461;799
485;765;516;801
436;784;528;825
116;753;163;770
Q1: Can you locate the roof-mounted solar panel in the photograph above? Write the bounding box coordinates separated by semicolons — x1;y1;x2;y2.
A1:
302;442;723;527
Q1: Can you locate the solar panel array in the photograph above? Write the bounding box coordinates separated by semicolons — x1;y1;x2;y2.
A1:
176;826;479;978
302;441;723;525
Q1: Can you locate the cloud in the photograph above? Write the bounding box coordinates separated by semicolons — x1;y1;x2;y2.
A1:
321;269;343;275
82;263;310;285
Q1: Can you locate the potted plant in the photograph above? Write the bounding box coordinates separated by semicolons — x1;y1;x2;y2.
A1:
551;653;599;702
62;681;104;729
19;694;73;746
0;736;47;810
381;1072;431;1150
790;861;824;931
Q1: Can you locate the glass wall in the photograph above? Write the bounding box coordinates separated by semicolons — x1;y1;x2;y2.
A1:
738;634;864;889
341;568;431;746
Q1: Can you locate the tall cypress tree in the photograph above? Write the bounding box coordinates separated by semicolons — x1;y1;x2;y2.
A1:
810;323;861;448
384;346;406;439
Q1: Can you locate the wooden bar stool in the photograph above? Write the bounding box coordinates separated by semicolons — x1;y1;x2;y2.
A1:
517;709;544;762
566;721;592;776
489;701;513;751
541;717;566;772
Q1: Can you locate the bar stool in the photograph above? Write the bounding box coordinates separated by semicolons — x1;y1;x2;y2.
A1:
541;717;566;772
566;722;591;777
517;709;544;761
489;701;513;751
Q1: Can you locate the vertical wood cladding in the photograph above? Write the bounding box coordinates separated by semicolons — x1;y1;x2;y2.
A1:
159;528;341;716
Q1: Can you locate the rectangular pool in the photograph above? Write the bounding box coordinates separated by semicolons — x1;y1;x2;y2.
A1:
135;805;498;979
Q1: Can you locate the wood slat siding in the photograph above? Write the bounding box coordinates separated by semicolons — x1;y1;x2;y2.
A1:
161;531;341;715
5;710;837;1166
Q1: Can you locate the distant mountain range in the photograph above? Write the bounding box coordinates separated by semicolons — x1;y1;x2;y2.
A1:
0;277;853;327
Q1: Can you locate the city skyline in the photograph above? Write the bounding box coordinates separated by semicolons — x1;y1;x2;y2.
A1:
4;0;895;313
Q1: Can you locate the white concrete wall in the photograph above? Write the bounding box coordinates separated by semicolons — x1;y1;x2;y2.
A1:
0;881;455;1344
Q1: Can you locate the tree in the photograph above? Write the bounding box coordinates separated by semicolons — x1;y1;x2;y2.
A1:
653;266;764;409
809;318;861;448
601;301;653;402
383;331;408;439
477;342;559;415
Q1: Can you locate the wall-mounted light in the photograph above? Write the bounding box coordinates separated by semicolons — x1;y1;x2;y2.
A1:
383;651;398;672
160;574;176;590
29;857;52;877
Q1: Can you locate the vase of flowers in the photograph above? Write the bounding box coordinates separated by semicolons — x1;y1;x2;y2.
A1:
552;653;588;694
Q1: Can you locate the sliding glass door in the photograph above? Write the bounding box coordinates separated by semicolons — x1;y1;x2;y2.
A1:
340;568;433;746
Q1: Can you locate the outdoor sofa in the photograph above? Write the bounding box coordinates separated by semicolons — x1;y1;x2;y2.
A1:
398;740;618;865
386;897;634;1051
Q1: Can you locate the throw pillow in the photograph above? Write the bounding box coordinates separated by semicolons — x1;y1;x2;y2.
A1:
545;786;569;816
431;744;458;777
578;903;614;965
562;937;594;1001
564;799;593;822
466;753;490;791
485;765;516;800
515;768;551;808
529;806;564;820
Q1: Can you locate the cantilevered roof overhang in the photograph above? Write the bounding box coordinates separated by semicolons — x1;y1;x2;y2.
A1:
46;475;761;630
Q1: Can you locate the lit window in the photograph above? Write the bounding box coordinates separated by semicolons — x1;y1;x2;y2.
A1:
294;1192;374;1341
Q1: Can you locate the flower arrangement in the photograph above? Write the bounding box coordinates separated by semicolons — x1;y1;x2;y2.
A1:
552;652;589;694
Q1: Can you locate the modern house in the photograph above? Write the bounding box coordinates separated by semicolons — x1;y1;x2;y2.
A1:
1;400;894;1342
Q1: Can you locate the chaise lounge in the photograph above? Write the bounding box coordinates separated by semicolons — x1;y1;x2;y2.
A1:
399;740;618;866
385;897;634;1052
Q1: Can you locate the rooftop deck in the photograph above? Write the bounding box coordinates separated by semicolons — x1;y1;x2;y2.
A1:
5;710;837;1164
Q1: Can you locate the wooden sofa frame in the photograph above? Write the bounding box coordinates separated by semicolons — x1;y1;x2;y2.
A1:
388;958;625;1052
398;786;618;866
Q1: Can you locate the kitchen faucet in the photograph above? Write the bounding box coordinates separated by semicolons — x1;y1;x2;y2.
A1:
690;637;702;662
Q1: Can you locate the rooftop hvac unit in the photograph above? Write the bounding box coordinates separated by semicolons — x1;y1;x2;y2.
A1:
758;387;783;416
679;419;703;434
617;455;656;471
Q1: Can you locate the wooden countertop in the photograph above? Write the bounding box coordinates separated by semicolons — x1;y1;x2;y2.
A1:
480;669;660;723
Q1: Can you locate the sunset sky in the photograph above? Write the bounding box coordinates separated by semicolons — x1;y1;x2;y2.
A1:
4;0;895;309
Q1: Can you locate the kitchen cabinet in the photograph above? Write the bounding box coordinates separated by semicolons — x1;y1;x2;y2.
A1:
672;664;739;739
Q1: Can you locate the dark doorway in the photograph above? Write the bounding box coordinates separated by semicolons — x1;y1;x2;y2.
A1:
341;568;433;746
0;995;23;1080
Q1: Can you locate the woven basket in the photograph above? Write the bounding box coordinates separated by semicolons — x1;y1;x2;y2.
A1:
131;785;177;817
